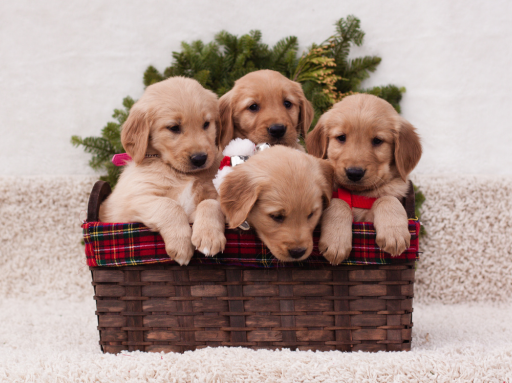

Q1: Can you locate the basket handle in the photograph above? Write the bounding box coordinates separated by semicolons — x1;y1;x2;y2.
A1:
402;180;416;219
87;181;112;222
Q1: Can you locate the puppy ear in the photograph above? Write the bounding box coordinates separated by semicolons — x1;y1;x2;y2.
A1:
219;166;260;229
306;116;329;159
121;106;152;165
317;159;334;209
296;85;315;139
218;91;235;149
394;118;422;181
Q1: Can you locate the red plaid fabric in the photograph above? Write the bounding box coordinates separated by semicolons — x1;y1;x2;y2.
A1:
83;220;419;268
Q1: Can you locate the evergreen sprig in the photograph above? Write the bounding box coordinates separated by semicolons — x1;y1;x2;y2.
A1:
71;96;134;186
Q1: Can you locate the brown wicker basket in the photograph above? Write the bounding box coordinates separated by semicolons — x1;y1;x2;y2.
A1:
88;181;417;353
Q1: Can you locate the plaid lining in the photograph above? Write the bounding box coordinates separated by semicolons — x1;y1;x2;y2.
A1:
83;220;419;268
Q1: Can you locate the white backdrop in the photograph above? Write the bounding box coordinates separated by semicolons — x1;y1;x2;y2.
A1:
1;0;511;176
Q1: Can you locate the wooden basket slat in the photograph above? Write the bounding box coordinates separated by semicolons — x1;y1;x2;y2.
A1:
92;262;415;353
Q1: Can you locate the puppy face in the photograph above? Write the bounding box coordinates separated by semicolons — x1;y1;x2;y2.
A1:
121;77;229;172
306;94;422;191
220;146;333;262
218;70;314;149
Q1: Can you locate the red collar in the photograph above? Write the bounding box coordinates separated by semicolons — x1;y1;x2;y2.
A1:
332;188;377;209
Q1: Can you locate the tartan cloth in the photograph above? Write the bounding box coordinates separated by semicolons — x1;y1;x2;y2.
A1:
83;220;420;268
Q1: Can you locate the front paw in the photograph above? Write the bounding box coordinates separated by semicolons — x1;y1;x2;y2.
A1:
191;224;226;257
163;227;194;266
375;224;411;256
319;231;353;265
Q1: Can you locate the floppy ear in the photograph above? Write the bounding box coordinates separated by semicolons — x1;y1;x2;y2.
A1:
296;86;315;139
317;159;334;209
121;106;152;164
306;116;329;159
394;118;422;181
218;90;235;149
219;166;261;229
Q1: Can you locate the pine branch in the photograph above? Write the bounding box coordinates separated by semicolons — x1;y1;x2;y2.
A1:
143;66;165;87
102;122;123;153
341;56;382;90
270;36;298;74
363;85;405;113
122;96;135;111
193;70;210;87
71;136;115;155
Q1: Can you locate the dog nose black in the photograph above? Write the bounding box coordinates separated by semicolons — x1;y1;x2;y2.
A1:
346;167;366;182
190;153;208;167
268;124;287;138
288;247;307;259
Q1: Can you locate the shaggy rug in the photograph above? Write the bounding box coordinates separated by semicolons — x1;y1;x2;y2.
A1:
0;175;511;382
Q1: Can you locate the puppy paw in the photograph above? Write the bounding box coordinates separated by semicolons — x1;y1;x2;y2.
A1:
375;224;411;256
319;232;352;265
191;225;226;257
163;227;194;266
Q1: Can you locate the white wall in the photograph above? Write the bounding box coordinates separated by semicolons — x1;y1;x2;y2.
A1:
1;0;511;176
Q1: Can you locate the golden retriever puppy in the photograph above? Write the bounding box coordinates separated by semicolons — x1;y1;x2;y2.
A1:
306;94;422;264
219;145;333;262
100;77;229;265
218;70;314;149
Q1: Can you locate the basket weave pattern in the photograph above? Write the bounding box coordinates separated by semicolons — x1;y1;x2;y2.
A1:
92;263;414;353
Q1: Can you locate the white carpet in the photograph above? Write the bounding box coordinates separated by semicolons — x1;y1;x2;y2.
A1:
1;299;511;382
411;175;512;304
1;175;511;382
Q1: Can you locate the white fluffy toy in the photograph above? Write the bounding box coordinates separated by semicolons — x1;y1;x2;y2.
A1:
213;138;270;193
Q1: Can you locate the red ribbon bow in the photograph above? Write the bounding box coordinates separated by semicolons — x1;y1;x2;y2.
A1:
219;156;232;170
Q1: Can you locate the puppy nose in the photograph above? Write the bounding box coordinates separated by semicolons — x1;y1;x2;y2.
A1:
288;247;307;259
346;167;366;182
268;124;287;138
190;153;208;167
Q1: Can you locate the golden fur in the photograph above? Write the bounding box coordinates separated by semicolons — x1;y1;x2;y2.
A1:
219;145;333;262
218;70;314;149
306;94;422;264
100;77;230;265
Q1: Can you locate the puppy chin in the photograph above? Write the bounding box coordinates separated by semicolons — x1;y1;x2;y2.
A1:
267;135;296;147
336;175;372;192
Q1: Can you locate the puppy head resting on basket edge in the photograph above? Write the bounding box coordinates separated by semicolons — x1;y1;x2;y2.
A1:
218;70;314;150
219;145;334;262
306;94;422;200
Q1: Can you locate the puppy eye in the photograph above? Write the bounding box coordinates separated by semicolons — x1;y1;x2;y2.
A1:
283;100;292;109
372;137;383;146
248;103;260;112
269;213;285;223
203;121;210;130
167;125;181;133
336;134;346;143
307;212;314;220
